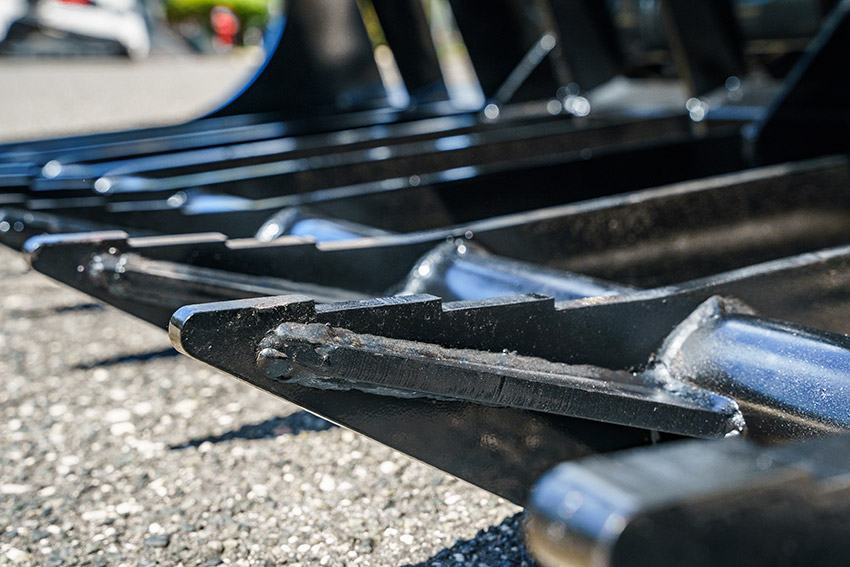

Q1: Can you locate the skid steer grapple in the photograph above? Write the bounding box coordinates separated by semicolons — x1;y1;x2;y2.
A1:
4;1;850;565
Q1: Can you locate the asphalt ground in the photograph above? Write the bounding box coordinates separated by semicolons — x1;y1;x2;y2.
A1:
0;54;262;142
0;56;531;566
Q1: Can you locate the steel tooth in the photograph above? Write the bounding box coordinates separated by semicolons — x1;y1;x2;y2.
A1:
24;231;176;327
313;294;558;350
173;285;850;444
316;294;444;337
23;231;366;327
169;294;659;504
0;207;150;251
96;253;368;317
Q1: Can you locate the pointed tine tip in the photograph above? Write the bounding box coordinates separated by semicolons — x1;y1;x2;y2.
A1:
168;294;318;358
168;305;196;357
23;230;129;253
22;230;130;266
127;232;229;248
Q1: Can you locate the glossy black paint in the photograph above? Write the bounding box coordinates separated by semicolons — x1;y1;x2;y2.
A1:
447;0;563;102
22;155;850;328
167;255;850;500
26;114;681;196
169;294;657;504
661;0;745;96
3;0;850;551
211;0;387;118
398;240;633;301
545;0;623;91
659;301;850;440
527;435;850;567
371;0;449;103
5;123;743;242
747;0;850;163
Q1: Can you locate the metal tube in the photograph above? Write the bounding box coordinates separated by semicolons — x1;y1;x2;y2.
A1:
399;240;632;301
658;296;850;440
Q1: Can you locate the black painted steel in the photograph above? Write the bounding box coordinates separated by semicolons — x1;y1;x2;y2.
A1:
22;155;850;327
527;435;850;567
95;115;699;198
0;113;275;165
371;0;449;103
0;163;33;189
398;241;633;301
252;297;743;439
545;0;623;91
167;248;850;499
169;294;657;504
0;207;150;251
254;207;393;242
7;122;742;242
26;115;487;193
25;113;674;195
447;0;563;102
661;0;745;96
170;246;850;428
24;145;828;498
746;0;850;162
658;299;850;439
211;0;387;118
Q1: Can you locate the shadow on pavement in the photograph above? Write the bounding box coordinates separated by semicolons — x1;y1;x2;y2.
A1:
73;346;179;370
8;301;104;320
407;513;535;567
170;411;336;449
54;302;105;314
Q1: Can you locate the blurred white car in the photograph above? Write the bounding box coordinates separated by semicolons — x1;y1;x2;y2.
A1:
34;0;151;58
0;0;28;43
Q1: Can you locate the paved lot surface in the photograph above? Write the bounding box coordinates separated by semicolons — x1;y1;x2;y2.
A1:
0;54;261;142
0;57;530;566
